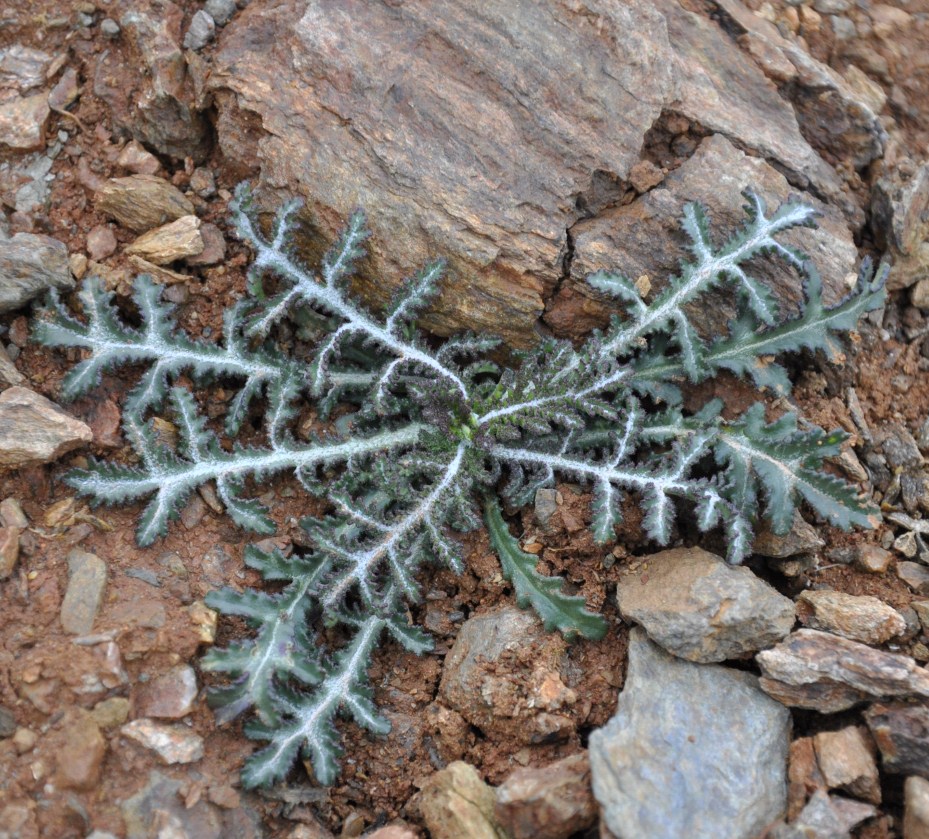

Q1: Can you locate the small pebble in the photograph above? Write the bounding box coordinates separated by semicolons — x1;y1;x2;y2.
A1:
184;10;216;50
100;18;120;38
205;0;237;25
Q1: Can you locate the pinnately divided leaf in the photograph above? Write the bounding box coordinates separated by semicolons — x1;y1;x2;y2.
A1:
33;184;885;788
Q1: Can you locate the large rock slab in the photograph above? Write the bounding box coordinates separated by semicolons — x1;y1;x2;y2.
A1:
616;547;795;662
757;629;929;712
546;134;857;341
0;231;73;313
209;0;849;347
0;387;92;469
589;628;790;839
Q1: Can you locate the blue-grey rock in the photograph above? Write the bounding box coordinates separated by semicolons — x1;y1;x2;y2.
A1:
589;628;790;839
183;10;215;50
205;0;236;26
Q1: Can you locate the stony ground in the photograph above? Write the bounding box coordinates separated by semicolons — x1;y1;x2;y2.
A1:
1;1;929;838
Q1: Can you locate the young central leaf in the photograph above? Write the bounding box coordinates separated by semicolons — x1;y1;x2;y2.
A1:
33;184;886;788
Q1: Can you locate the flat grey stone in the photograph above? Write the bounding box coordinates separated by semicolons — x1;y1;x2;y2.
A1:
589;628;790;839
60;549;107;635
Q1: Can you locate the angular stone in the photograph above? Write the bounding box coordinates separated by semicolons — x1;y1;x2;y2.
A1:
0;45;53;92
0;498;27;529
95;175;195;233
871;163;929;290
413;762;506;839
853;545;894;574
590;628;790;839
864;702;929;778
121;719;204;764
117;140;161;175
440;608;577;744
52;711;106;792
754;514;826;558
494;753;596;839
185;222;225;266
0;344;24;387
363;826;417;839
710;0;884;171
0;526;20;579
0;387;92;468
122;771;222;839
548;135;857;341
125;215;204;265
134;665;198;719
184;10;216;50
616;547;795;663
757;629;929;712
99;2;211;161
60;549;107;635
899;562;929;595
905;776;929;839
771;789;877;839
91;697;131;730
0;230;73;313
813;726;881;804
86;225;118;261
796;590;907;644
787;737;826;820
0;92;50;151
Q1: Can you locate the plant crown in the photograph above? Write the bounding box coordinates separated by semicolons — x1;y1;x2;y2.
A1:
34;184;886;787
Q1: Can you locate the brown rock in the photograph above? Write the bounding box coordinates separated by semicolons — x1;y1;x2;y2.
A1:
134;665;198;719
125;215;204;264
871;163;929;291
899;562;929;595
813;726;881;804
905;776;929;839
117;139;161;175
211;0;848;347
185;222;226;266
757;629;929;712
85;225;118;261
126;255;190;285
439;608;576;744
547;135;857;342
796;590;907;644
787;737;825;820
91;697;131;729
423;702;469;764
0;387;92;468
59;549;108;635
96;2;210;161
754;514;825;558
864;702;929;778
52;711;106;792
853;545;894;574
48;67;79;113
0;92;50;151
0;526;20;579
495;753;596;839
413;762;506;839
95;175;195;233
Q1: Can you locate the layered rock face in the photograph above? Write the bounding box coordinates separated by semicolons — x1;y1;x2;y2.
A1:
207;0;882;347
